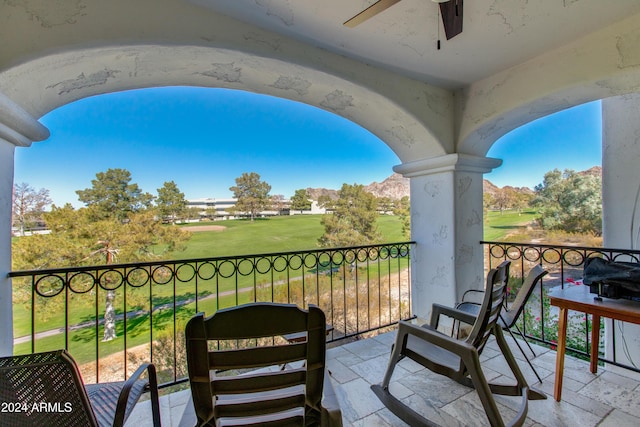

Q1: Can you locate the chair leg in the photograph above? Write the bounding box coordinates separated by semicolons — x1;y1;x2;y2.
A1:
461;350;508;427
519;330;541;370
512;323;537;357
370;384;437;427
147;365;162;427
493;327;546;401
381;342;402;390
505;327;543;383
381;325;413;389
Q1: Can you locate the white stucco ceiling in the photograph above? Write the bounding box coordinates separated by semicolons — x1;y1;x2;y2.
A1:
188;0;640;89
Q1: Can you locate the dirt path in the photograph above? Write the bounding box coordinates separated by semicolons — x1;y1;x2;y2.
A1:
183;225;226;232
79;343;151;383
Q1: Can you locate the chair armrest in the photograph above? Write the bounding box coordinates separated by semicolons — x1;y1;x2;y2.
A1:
397;321;475;355
430;303;478;329
114;363;159;427
460;289;485;303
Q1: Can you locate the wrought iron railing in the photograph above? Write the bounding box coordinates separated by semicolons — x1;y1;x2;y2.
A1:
483;241;640;373
9;242;414;387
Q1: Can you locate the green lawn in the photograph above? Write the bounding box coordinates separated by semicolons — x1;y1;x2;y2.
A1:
175;214;407;259
13;215;408;339
483;210;538;241
13;211;533;360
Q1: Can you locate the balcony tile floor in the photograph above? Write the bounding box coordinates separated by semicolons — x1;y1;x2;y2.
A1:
126;330;640;426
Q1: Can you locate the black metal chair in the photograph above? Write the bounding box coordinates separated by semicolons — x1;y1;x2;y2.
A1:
456;264;548;383
0;349;161;427
372;266;545;427
185;302;342;427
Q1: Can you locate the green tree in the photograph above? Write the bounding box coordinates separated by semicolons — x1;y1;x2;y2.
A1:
377;197;394;214
182;206;197;221
12;204;188;340
290;189;312;213
270;194;286;214
76;168;153;221
156;180;187;224
319;183;380;247
317;194;336;211
37;169;180;341
12;182;52;236
483;192;496;220
493;188;514;214
203;207;217;220
512;190;534;215
532;168;602;235
229;172;271;221
394;196;411;239
13;204;92;271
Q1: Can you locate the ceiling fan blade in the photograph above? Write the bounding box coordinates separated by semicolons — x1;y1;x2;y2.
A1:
439;0;463;40
343;0;402;28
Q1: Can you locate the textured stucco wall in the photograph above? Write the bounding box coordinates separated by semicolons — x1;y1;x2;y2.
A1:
458;13;640;157
0;139;15;356
395;154;501;317
0;93;48;355
602;94;640;370
0;0;453;163
603;94;640;249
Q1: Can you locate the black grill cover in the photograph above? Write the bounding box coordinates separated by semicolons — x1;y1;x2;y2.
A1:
583;257;640;298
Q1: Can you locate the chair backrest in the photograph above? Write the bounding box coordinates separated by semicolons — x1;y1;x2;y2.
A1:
501;264;548;328
185;302;327;426
496;259;511;289
466;264;508;353
0;349;99;426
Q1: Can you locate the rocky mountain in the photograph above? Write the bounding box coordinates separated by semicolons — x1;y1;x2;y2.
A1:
306;173;410;201
580;166;602;178
483;166;601;197
483;180;534;197
305;187;338;201
365;173;409;200
307;166;600;201
483;179;500;195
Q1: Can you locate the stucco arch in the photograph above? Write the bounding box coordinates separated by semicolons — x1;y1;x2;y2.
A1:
0;44;453;164
457;13;640;157
0;41;456;356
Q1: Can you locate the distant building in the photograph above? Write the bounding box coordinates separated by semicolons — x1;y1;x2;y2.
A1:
186;198;239;220
186;197;326;220
289;200;327;215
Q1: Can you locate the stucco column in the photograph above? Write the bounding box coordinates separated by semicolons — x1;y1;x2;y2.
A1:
602;93;640;369
395;154;502;321
0;92;49;356
0;139;17;357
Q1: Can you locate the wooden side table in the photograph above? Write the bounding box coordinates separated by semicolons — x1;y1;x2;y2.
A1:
549;285;640;401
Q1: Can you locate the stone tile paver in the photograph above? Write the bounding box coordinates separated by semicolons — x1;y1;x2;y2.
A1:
127;330;640;426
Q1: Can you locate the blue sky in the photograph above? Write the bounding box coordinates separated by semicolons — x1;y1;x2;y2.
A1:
14;87;602;207
486;100;602;189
